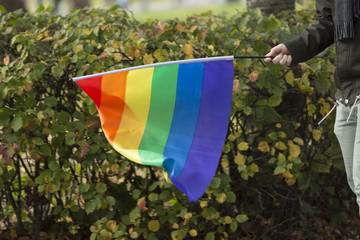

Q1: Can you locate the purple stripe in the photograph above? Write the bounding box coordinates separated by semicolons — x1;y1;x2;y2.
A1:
171;60;234;201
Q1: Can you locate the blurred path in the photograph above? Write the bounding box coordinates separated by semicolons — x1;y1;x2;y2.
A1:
126;0;238;13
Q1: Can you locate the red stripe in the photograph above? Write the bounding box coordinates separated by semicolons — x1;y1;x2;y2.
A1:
75;76;102;108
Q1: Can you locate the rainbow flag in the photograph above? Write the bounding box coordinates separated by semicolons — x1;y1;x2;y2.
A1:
72;56;234;201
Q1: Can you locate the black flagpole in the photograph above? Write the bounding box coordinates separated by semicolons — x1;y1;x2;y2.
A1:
234;56;274;59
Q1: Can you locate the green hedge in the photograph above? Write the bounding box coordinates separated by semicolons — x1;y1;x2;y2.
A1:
0;5;357;239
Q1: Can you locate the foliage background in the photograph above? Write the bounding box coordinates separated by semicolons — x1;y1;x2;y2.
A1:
0;5;359;240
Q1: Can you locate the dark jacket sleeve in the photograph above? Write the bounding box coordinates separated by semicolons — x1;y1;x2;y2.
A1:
284;0;334;64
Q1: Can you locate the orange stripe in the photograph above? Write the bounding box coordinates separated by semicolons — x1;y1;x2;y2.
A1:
98;71;128;143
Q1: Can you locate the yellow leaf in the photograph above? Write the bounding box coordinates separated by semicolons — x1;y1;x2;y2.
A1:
74;44;83;53
143;54;154;65
189;229;198;237
65;216;73;223
233;79;241;93
227;134;237;141
200;201;208;208
307;104;316;116
112;41;120;49
113;53;122;62
289;144;301;158
56;38;66;46
257;141;269;153
189;25;198;32
155;21;166;35
250;163;259;173
41;37;53;43
176;23;185;32
216;192;227;204
293;137;304;146
233;39;241;46
279;131;286;138
134;49;141;59
36;33;44;40
276;123;282;128
148;220;160;232
237;142;249;151
83;28;92;35
234;154;246;165
106;220;118;232
128;32;134;40
221;158;229;172
224;216;232;224
283;170;296;186
312;129;322;141
3;56;10;66
285;70;295;86
182;43;193;56
275;141;287;151
172;223;179;229
248;71;259;83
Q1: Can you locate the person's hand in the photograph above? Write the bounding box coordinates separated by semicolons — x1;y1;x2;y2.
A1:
264;44;292;66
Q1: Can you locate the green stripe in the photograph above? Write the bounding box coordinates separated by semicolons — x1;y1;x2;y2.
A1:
138;64;178;166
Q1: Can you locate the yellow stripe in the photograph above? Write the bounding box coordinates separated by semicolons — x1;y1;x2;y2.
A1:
112;67;154;164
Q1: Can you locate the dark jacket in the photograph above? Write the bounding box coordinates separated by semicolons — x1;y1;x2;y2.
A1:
284;0;360;106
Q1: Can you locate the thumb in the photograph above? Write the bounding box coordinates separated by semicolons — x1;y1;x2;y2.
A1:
264;49;277;63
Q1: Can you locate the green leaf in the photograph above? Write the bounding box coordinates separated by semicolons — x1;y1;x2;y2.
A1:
48;160;59;170
236;214;249;223
225;192;236;203
45;96;57;107
0;5;6;13
51;65;64;78
40;144;52;156
106;196;116;206
274;166;286;175
205;232;215;240
0;111;10;126
76;51;87;59
264;16;280;31
95;182;107;194
209;177;221;189
33;137;45;145
132;189;141;199
79;184;90;193
268;94;282;107
11;115;23;131
311;162;331;173
148;193;158;202
222;143;231;153
58;111;71;124
244;106;252;115
87;54;97;63
149;182;159;191
230;221;238;232
129;207;140;222
74;121;85;131
85;200;96;214
65;132;76;145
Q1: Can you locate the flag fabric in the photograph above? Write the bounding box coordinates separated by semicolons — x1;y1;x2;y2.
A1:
72;56;234;201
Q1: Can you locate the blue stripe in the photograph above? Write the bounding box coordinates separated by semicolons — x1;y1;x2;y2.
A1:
162;62;204;179
171;60;234;201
